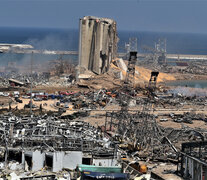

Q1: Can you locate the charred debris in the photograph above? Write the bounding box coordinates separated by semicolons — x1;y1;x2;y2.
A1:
0;58;206;179
0;68;207;179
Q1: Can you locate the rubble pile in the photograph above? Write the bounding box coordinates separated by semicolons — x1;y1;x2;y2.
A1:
105;109;207;161
0;71;75;88
0;113;113;151
94;84;207;179
0;113;117;178
0;72;49;87
0;59;207;179
177;62;207;75
0;80;206;179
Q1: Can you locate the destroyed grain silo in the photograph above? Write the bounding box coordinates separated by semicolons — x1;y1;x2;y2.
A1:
78;16;118;78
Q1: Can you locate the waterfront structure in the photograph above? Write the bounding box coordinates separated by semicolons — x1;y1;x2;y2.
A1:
78;16;118;77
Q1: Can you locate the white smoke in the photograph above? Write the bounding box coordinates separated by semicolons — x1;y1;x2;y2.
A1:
26;34;67;51
169;86;207;97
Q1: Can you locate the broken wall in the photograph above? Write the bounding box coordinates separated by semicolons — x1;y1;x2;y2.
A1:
52;152;64;172
78;16;118;77
23;151;45;172
92;158;118;167
63;151;82;170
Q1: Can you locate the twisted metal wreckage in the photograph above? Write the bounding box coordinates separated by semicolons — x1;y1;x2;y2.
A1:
1;81;207;179
0;54;206;179
0;114;118;177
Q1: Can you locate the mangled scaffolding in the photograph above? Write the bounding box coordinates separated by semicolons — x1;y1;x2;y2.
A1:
105;103;167;159
124;51;137;86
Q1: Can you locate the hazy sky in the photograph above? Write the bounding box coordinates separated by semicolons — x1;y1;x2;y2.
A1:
0;0;207;33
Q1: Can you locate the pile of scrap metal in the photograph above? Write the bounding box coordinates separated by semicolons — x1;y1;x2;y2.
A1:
0;70;76;89
55;89;119;111
0;113;118;178
104;101;207;176
0;71;50;87
104;106;207;179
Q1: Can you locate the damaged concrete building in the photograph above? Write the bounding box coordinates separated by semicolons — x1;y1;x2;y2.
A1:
78;16;118;78
0;114;118;177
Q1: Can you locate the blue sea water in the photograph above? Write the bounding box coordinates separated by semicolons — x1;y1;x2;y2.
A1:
0;27;79;66
167;80;207;89
0;27;79;51
1;27;207;53
1;27;207;65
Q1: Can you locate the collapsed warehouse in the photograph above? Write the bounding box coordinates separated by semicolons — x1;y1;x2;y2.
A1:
0;114;118;174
